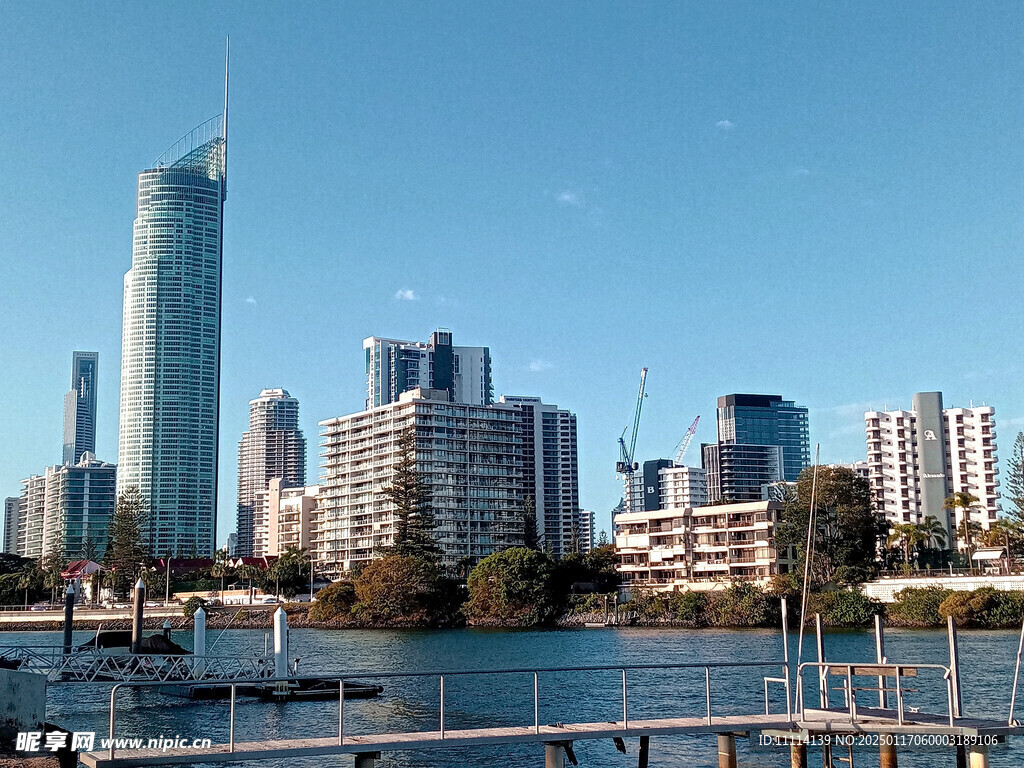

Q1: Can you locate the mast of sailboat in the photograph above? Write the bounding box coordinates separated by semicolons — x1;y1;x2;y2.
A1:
795;444;821;682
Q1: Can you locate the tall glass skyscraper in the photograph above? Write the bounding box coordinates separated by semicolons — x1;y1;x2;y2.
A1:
715;394;810;481
63;351;98;465
116;108;227;557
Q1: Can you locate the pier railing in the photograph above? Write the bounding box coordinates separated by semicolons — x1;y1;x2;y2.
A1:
103;660;792;759
0;645;275;683
795;661;956;727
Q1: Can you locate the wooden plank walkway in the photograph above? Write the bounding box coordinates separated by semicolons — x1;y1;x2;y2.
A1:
81;709;1024;767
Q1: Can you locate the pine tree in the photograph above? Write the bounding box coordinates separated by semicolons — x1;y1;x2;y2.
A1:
104;486;150;597
1007;432;1024;523
382;427;440;561
521;496;540;550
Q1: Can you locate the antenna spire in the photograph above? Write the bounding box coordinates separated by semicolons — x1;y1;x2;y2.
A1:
223;36;229;185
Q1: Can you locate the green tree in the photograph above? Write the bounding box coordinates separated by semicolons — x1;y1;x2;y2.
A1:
210;549;231;596
381;428;441;561
521;496;539;550
775;466;884;585
887;523;923;566
1007;432;1024;522
103;486;150;598
945;492;981;554
466;548;556;626
309;580;357;623
39;550;65;604
597;530;610;548
918;515;947;551
353;554;460;626
267;546;310;599
235;564;263;597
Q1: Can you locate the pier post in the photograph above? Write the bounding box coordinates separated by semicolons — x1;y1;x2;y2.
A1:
874;613;886;709
544;742;566;767
193;607;206;678
967;744;988;768
789;742;807;768
947;616;963;718
274;606;289;693
638;735;650;768
879;742;897;768
353;752;379;767
162;619;172;639
716;734;736;768
815;614;831;768
130;578;145;654
62;584;75;655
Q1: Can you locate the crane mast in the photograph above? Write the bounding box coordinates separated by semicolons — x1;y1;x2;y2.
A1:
673;415;701;466
616;367;648;513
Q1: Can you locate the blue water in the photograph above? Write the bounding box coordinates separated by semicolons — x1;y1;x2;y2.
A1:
6;626;1023;767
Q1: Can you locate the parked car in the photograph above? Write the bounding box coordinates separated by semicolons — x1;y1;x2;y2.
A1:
260;597;278;604
29;604;50;611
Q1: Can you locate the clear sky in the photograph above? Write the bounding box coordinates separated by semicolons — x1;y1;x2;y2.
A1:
1;1;1022;543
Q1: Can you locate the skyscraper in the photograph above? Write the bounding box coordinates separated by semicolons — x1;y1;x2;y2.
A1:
44;453;117;561
702;393;810;502
116;63;228;556
63;351;98;465
3;497;20;555
364;329;493;408
236;389;307;557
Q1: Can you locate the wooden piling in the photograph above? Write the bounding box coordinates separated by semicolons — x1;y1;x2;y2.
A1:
544;743;566;768
638;736;650;768
879;741;898;768
717;734;736;768
353;752;379;768
790;742;807;768
967;745;989;768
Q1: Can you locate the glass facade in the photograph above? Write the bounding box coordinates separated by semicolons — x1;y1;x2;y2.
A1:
716;394;810;482
63;351;98;465
117;116;225;557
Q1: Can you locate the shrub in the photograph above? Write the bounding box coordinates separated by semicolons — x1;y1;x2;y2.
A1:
309;581;357;623
807;589;880;627
886;587;952;628
704;583;778;627
625;589;670;624
666;590;708;627
466;548;556;627
985;590;1024;628
182;596;207;618
353;554;461;627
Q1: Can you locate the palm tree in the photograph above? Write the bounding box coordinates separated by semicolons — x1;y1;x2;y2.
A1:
887;523;922;566
917;516;947;551
945;492;981;553
235;564;262;603
210;550;231;599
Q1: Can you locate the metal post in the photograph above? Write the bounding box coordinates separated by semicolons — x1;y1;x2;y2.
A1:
968;745;989;768
62;584;75;655
534;672;539;734
948;615;963;718
815;614;827;708
705;666;712;725
108;684;119;759
781;597;791;716
130;578;145;654
621;669;628;728
339;680;345;745
274;607;288;694
1008;615;1024;725
229;684;236;752
545;743;566;768
165;557;171;605
638;735;650;768
875;613;887;709
162;619;171;640
717;734;737;768
440;675;445;739
895;670;904;725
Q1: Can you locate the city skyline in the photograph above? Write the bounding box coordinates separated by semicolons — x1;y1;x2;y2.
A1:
2;3;1024;542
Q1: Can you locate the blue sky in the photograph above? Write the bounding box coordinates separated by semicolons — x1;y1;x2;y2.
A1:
2;1;1023;542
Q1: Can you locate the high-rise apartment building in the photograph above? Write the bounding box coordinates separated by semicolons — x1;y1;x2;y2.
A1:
628;460;709;513
578;510;595;553
317;388;522;576
236;389;307;557
3;497;20;555
364;330;493;408
43;453;117;561
63;351;98;465
702;393;809;502
865;392;998;541
498;396;579;557
18;475;47;559
253;479;318;557
117;111;227;557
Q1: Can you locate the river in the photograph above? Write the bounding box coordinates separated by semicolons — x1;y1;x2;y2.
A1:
5;625;1024;767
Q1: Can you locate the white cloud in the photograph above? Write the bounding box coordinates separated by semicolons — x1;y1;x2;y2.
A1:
790;167;810;177
394;289;417;301
557;190;584;208
716;119;734;130
245;296;257;305
528;359;553;372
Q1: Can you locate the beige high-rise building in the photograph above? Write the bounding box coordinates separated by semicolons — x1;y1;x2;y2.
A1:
253;479;317;557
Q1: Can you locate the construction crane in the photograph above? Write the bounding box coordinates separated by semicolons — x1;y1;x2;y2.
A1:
673;415;700;466
616;368;648;512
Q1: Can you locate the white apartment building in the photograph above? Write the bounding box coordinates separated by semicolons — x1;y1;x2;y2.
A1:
498;396;580;557
627;460;708;513
253;479;318;557
364;330;492;408
865;392;998;541
615;500;788;591
18;475;47;560
578;510;595;553
316;388;522;576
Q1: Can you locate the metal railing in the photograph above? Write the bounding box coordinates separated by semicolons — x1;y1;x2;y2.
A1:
0;645;274;683
103;660;792;759
795;662;956;728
